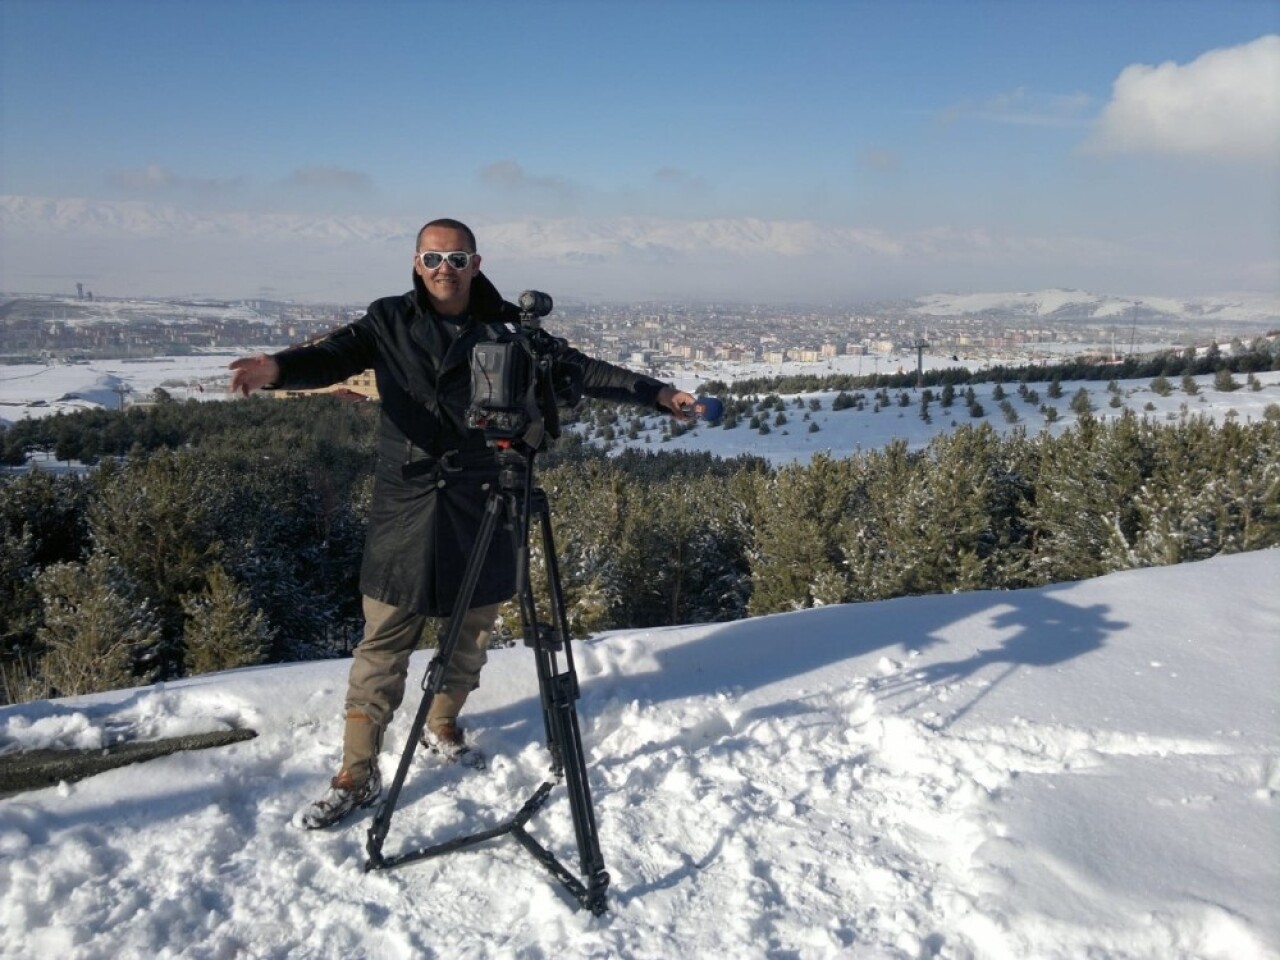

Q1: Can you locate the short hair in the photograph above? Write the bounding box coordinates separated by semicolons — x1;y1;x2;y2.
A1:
416;218;476;253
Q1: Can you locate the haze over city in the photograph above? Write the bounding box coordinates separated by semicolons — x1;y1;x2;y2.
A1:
1;1;1277;304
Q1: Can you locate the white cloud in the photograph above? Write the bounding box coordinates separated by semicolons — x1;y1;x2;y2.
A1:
107;164;246;200
1086;35;1280;162
479;160;576;197
109;163;180;192
285;166;373;193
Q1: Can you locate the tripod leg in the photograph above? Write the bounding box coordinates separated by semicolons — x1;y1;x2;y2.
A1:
530;491;611;914
512;488;561;771
365;489;505;868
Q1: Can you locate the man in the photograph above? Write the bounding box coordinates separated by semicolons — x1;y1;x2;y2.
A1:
230;218;694;829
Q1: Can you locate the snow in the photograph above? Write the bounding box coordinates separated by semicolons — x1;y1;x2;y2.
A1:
0;355;248;424
2;347;1278;956
1;549;1277;959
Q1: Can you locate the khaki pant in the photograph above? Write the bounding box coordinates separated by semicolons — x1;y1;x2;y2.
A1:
340;596;499;781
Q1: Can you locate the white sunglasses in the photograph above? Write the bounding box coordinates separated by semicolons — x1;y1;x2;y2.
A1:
417;250;477;270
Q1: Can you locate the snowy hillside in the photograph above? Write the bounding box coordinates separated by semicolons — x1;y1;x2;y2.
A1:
1;550;1277;959
577;368;1280;467
0;356;242;426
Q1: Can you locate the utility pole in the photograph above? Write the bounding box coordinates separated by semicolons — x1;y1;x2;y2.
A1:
914;337;930;388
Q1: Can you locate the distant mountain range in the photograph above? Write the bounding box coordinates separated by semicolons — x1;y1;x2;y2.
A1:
0;196;897;254
0;195;412;244
909;289;1280;326
3;195;1277;318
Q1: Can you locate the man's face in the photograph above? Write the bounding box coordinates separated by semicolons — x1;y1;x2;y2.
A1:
414;225;481;314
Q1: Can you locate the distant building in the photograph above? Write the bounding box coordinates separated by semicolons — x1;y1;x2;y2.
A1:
275;369;378;400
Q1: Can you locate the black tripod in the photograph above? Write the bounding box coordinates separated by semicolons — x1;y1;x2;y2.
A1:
363;441;610;916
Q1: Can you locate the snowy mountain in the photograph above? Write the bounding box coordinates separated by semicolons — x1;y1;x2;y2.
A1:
0;195;410;245
1;549;1276;958
5;195;1276;317
910;289;1280;326
0;197;899;257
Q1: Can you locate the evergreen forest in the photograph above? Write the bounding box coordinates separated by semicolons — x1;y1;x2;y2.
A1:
2;350;1278;703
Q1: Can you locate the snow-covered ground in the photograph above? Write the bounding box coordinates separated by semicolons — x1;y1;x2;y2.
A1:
1;549;1276;959
1;348;1277;957
585;367;1280;466
0;354;245;425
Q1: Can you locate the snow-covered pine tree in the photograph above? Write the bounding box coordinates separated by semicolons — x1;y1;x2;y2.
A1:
181;565;274;675
34;552;162;697
748;453;864;613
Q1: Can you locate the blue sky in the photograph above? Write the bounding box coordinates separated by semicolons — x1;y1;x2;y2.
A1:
1;0;1277;302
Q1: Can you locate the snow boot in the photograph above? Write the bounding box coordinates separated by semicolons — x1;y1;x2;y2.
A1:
421;720;486;770
297;765;383;830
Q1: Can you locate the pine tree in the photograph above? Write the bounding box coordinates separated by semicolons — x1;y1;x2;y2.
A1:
182;566;274;675
748;454;864;613
0;470;90;668
1213;367;1240;392
1070;387;1094;416
842;426;1028;600
86;452;239;675
35;553;162;697
0;526;39;652
1024;422;1122;583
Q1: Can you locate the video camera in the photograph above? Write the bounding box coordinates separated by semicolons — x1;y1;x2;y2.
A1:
466;290;583;452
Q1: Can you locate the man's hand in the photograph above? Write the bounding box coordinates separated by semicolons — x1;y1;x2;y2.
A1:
657;385;698;421
228;354;280;397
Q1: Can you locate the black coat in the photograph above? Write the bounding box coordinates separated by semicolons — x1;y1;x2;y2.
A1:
271;271;667;616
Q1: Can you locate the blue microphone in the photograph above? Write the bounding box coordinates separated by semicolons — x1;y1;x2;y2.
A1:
689;396;724;421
